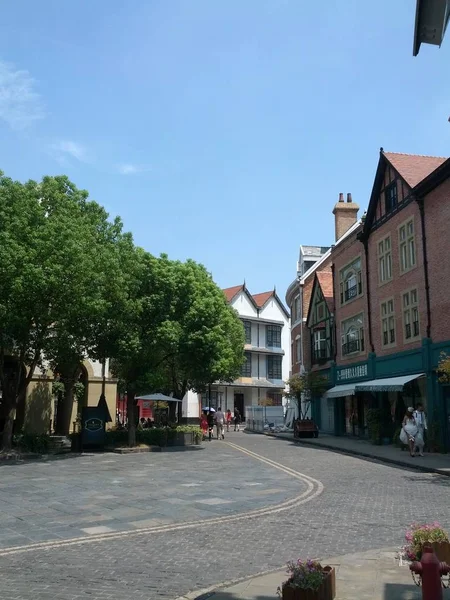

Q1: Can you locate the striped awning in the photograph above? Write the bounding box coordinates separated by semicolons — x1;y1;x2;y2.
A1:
324;384;356;399
355;373;424;393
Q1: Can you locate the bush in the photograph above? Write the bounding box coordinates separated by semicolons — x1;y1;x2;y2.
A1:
13;433;51;454
104;425;202;448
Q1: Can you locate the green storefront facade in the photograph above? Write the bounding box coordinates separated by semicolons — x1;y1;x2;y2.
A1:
311;338;450;451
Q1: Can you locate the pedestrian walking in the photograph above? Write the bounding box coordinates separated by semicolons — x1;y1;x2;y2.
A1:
200;412;208;440
413;403;427;456
226;409;232;432
207;411;215;441
234;408;241;432
400;407;418;457
215;406;225;440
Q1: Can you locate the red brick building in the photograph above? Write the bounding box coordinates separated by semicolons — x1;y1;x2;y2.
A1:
314;149;450;449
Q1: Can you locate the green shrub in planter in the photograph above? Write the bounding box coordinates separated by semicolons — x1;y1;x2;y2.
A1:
13;433;51;454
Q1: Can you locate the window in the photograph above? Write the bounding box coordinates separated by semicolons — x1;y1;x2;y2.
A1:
341;314;364;356
339;258;362;304
384;182;398;213
403;289;420;341
296;337;301;364
267;355;282;379
243;320;252;344
267;392;282;406
241;352;252;377
266;325;281;348
313;329;328;362
381;299;395;347
378;236;392;283
399;219;416;272
293;296;301;322
304;260;316;273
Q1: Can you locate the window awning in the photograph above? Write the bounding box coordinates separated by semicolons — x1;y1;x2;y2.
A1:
355;373;424;393
324;384;356;399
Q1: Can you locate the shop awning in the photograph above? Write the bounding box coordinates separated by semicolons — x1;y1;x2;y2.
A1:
355;373;424;393
324;384;356;398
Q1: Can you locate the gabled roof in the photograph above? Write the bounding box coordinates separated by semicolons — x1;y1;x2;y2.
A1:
252;291;274;308
316;271;334;314
306;272;333;327
223;285;244;302
384;152;447;188
362;149;448;238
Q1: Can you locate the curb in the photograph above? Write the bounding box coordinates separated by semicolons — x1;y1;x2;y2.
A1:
244;429;450;477
173;566;285;600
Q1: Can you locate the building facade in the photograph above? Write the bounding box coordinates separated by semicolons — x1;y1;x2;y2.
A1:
310;149;450;451
183;284;290;420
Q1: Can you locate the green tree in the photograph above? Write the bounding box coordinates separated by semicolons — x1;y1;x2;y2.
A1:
0;173;135;448
284;371;328;420
111;254;245;445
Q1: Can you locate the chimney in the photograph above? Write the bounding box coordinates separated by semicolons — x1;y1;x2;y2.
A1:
332;192;359;241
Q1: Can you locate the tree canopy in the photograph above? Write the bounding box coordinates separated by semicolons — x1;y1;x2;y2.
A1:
0;170;245;449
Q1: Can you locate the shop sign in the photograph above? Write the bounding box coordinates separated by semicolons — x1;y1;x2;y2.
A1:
337;363;368;382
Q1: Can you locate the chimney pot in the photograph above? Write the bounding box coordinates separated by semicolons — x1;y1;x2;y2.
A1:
347;193;352;203
338;193;344;203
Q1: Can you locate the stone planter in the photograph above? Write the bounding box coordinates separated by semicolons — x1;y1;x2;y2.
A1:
282;567;335;600
166;432;201;447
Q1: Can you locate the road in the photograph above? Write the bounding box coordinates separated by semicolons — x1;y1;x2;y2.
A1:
0;431;448;599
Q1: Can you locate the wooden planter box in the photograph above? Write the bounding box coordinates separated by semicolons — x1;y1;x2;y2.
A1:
431;541;450;564
282;567;335;600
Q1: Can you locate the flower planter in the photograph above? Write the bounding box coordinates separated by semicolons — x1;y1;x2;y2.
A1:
281;567;335;600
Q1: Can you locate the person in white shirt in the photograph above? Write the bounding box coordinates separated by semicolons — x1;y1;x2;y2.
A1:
215;407;225;440
413;403;427;456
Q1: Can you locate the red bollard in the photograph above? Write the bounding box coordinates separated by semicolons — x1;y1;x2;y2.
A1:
410;545;450;600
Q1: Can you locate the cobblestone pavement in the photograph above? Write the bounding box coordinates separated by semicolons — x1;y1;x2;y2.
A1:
1;431;449;600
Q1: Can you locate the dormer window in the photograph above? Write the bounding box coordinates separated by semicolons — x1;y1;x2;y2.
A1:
385;182;398;213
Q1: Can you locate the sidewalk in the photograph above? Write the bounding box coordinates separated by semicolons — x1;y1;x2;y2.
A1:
263;431;450;477
185;548;441;600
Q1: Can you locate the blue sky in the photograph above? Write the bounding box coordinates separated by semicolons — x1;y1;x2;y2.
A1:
1;1;449;303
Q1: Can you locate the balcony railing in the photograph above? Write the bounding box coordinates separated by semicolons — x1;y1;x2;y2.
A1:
313;346;331;364
344;285;358;302
342;339;361;355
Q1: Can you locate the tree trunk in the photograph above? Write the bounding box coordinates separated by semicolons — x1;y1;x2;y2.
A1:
55;385;75;435
1;405;16;451
127;388;136;447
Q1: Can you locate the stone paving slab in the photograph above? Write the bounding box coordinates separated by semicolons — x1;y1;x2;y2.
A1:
0;432;449;599
197;548;449;600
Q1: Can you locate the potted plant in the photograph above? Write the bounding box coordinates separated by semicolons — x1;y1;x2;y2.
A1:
278;559;335;600
404;522;450;563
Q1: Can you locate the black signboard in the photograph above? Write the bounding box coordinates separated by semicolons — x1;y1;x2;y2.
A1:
81;406;106;448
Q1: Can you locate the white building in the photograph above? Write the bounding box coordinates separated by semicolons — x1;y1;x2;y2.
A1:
182;284;290;421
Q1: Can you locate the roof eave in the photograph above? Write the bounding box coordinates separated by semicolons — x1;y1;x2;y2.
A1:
413;156;450;196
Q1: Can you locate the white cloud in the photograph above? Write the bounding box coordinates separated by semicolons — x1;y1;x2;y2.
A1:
0;59;45;130
117;163;151;175
51;140;89;164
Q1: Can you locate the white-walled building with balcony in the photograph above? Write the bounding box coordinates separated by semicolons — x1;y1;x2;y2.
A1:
182;284;290;420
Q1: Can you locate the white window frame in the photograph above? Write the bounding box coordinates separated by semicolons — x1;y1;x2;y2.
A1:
381;298;396;348
399;218;416;273
403;288;420;342
339;257;363;305
378;235;392;284
341;313;364;357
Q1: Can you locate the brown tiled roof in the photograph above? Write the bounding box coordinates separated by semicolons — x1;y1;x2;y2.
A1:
252;291;274;308
223;285;243;302
384;152;447;189
316;271;334;313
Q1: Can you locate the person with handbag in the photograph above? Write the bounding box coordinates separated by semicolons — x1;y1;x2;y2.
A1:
399;407;418;457
413;403;427;456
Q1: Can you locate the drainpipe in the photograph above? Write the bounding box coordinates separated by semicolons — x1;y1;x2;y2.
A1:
297;275;304;374
331;263;337;361
417;198;432;338
362;238;375;353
